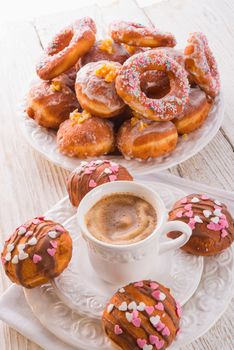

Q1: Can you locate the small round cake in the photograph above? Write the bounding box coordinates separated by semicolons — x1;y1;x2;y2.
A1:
102;280;181;350
1;217;72;288
67;159;133;207
168;194;234;256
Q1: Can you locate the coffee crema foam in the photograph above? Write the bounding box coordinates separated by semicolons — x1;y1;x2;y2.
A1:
85;193;157;245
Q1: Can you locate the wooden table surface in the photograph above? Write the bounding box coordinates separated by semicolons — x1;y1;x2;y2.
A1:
0;0;234;349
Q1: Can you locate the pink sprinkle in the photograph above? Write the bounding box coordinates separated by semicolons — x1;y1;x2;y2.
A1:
84;169;92;175
185;210;193;218
155;302;164;311
47;248;56;257
109;175;117;182
150;282;159;290
176;210;183;218
55;225;65;233
1;257;6;265
114;324;123;335
132;317;141;327
155;338;165;349
176;302;182;317
25;230;33;237
32;219;40;225
132;310;139;319
219;218;229;229
110;165;119;173
201;195;209;200
184;204;192;210
180;197;187;204
33;254;42;264
145;306;154;315
89;179;97;188
50;240;58;249
137;338;147;349
134;281;144;287
207;222;221;231
88;166;97;171
221;229;228;238
188;218;196;230
162;326;170;336
152;290;161;300
214;205;222;209
149;335;158;345
156;321;165;332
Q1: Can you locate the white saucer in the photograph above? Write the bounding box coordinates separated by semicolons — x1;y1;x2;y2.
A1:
52;235;203;318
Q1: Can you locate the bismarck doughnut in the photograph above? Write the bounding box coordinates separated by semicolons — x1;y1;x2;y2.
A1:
168;194;234;256
1;217;72;288
102;280;181;350
67;159;133;207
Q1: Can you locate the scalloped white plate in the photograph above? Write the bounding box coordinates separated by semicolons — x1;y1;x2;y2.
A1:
18;85;224;175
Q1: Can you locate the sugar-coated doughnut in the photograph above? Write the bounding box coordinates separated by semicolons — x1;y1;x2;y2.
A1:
26;80;80;129
67;160;133;207
1;217;72;288
109;21;176;48
117;113;178;160
57;109;115;158
173;87;212;134
184;32;220;98
102;280;181;350
116;50;190;121
75;60;125;118
168;194;234;256
36;17;96;80
79;39;130;67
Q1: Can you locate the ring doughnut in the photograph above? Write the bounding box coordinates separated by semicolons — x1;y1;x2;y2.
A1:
36;17;96;80
75;60;125;118
117;113;178;160
184;32;220;98
109;21;176;48
115;50;190;121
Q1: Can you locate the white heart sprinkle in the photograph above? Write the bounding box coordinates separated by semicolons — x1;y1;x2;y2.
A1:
12;255;19;264
19;251;29;260
137;302;145;311
159;292;166;301
191;197;199;203
215;200;221;206
125;312;133;322
104;168;112;174
107;304;114;314
119;288;125;293
203;210;212;218
28;237;37;246
118;302;127;311
213;209;222;217
18;227;26;235
150;315;160;326
211;216;219;224
18;244;26;251
95;160;103;165
7;244;14;252
128;301;137;310
5;252;11;261
194;215;203;223
143;345;153;350
48;231;58;239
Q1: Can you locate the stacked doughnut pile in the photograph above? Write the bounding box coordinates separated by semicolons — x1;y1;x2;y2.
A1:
26;17;220;161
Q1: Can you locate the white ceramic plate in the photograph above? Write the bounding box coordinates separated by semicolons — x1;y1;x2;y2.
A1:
18;86;224;175
23;179;234;350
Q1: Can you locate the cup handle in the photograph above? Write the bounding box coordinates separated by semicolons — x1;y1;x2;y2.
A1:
159;220;192;254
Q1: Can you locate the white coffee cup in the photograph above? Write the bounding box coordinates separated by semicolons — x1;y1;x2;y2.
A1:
77;181;192;284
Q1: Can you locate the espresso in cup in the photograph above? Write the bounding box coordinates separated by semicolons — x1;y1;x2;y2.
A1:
85;192;157;245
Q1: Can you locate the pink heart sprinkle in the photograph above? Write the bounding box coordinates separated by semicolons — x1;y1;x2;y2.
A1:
132;317;141;328
89;179;97;188
47;248;56;257
184;204;192;210
152;290;161;300
180;197;187;204
33;254;42;264
55;225;65;233
155;339;165;350
145;306;154;315
114;325;123;335
88;166;96;171
150;282;159;290
185;210;193;218
162;326;170;336
201;195;209;200
32;219;40;225
110;165;119;173
149;335;159;345
176;210;183;218
84;169;92;175
109;175;117;182
132;310;139;319
219;218;229;228
207;222;221;231
156;321;165;332
137;338;147;349
25;230;33;237
50;240;58;249
188;219;196;230
221;229;228;238
134;281;144;287
155;302;164;311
